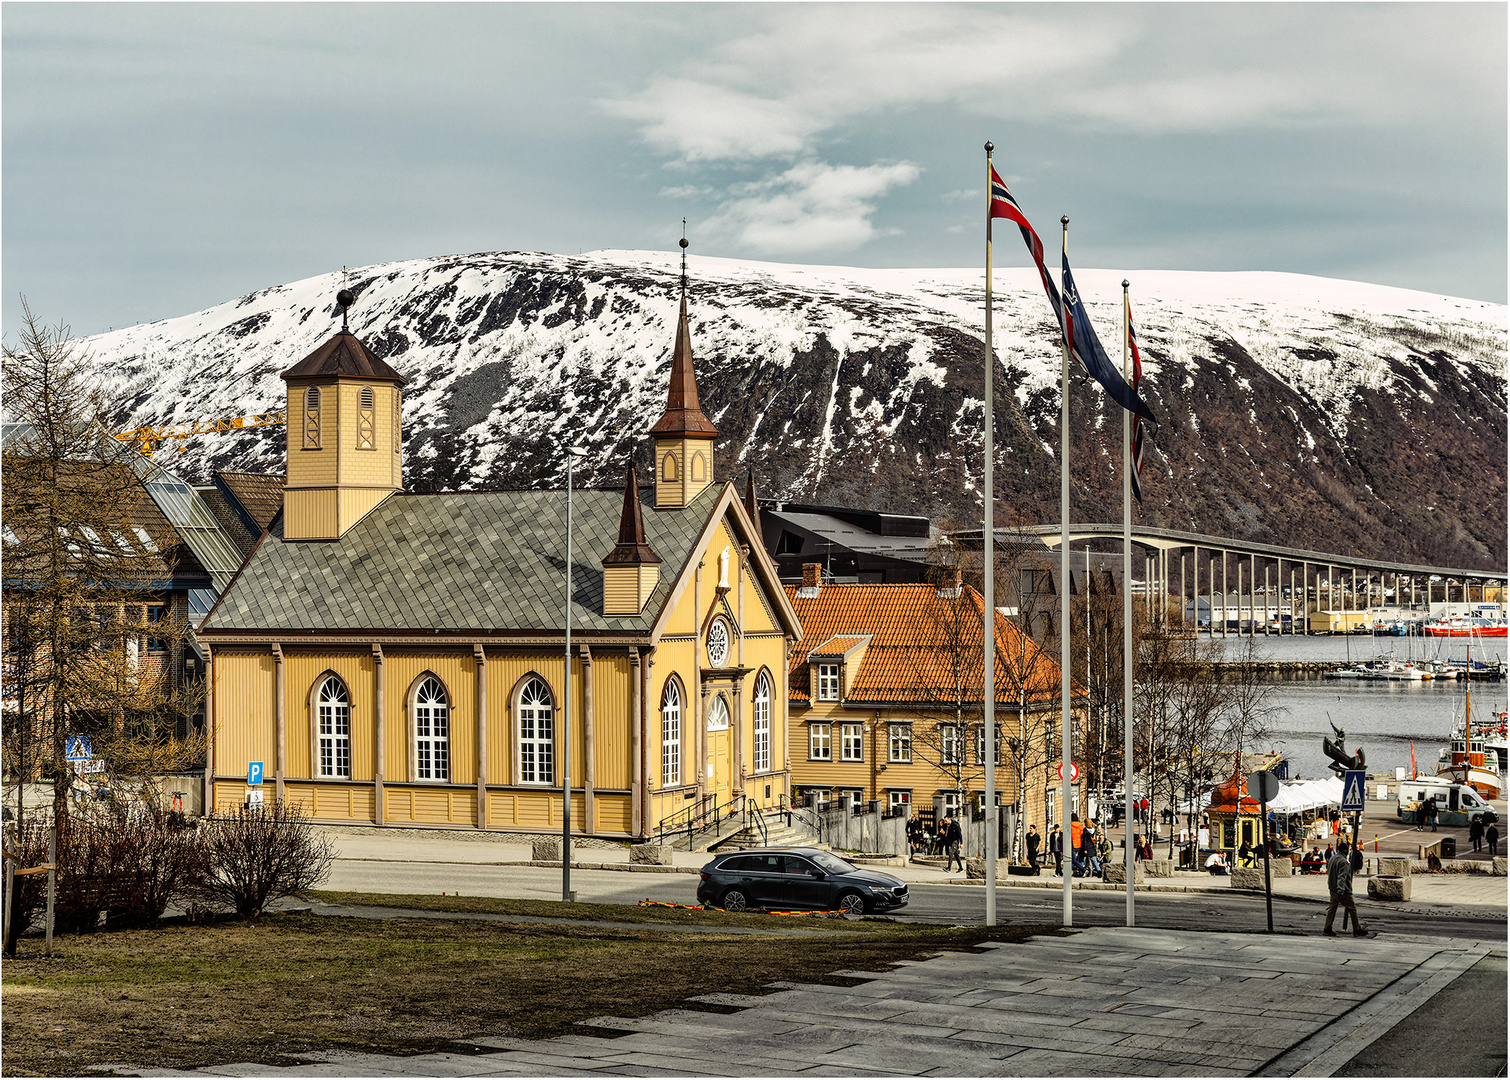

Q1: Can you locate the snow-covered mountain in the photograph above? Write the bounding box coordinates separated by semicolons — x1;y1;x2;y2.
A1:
83;250;1507;570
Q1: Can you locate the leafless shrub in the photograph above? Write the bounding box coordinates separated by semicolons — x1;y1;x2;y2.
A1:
191;803;334;918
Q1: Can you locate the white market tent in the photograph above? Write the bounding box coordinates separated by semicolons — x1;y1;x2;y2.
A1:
1185;776;1344;815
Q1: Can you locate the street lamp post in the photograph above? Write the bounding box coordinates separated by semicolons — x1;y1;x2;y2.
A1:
563;446;587;902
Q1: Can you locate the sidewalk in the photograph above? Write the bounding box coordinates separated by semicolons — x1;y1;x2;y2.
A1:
109;926;1502;1078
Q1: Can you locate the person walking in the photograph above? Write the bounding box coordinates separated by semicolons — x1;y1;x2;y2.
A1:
943;815;965;872
1026;825;1042;874
1049;824;1064;876
1469;815;1484;853
1322;840;1368;938
1428;799;1439;833
1487;821;1500;858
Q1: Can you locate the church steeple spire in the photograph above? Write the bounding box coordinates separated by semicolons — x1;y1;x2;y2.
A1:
601;465;662;615
650;230;718;508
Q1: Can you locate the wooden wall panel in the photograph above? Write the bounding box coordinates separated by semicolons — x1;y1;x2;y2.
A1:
283;651;374;780
382;652;477;786
213;651;275;781
592;652;632;790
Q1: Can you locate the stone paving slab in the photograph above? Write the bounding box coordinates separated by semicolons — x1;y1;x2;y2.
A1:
103;926;1490;1078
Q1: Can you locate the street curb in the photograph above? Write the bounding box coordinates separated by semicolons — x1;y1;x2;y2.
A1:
335;856;698;874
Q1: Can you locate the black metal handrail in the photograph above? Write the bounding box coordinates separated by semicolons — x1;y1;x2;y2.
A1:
655;793;744;847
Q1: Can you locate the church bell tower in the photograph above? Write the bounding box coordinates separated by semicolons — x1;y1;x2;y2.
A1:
649;235;718;509
280;289;407;540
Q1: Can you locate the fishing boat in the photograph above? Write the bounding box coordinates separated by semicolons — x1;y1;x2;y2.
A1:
1424;613;1508;637
1434;657;1504;799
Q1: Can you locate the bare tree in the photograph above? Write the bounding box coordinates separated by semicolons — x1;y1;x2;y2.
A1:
2;303;203;837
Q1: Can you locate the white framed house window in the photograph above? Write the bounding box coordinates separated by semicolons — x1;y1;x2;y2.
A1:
840;723;863;762
888;723;912;764
316;675;350;779
661;679;682;787
940;723;960;765
809;722;832;761
975;725;1001;766
706;617;731;668
412;676;449;781
707;694;730;732
939;789;962;814
888;790;912;810
752;673;771;773
517;677;555;785
817;663;840;702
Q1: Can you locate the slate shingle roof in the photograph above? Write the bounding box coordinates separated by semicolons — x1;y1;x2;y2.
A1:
214;471;285;533
200;485;719;634
785;583;1070;707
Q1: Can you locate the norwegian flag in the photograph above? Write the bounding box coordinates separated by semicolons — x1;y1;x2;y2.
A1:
1125;294;1151;501
991;165;1155;424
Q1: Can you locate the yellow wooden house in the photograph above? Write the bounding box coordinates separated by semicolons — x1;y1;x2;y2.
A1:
197;293;801;838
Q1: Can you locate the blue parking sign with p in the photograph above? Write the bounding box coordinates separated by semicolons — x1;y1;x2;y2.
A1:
248;761;264;786
1341;769;1366;811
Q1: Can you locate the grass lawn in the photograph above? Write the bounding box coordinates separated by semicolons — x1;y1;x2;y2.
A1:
2;893;1061;1076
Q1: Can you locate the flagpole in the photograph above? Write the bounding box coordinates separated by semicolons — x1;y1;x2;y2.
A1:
1059;215;1073;928
1123;279;1135;928
983;141;998;926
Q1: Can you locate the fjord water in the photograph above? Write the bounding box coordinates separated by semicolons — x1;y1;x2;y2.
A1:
1208;633;1509;780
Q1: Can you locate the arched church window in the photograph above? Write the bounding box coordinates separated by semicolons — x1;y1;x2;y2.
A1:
412;676;449;781
303;387;322;449
315;675;349;778
518;677;555;785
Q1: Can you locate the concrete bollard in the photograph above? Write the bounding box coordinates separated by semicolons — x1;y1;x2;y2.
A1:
1368;877;1412;901
532;838;561;862
629;843;672;865
1493;857;1508;876
1230;867;1266;890
1140;859;1174;878
1105;862;1146;884
1376;856;1412;879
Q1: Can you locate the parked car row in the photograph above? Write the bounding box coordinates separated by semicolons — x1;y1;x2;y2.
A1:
696;847;908;915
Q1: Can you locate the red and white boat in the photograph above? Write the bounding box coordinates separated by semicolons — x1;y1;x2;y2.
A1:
1424;614;1507;637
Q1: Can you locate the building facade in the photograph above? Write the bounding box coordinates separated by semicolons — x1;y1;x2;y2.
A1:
783;565;1085;831
197;294;802;837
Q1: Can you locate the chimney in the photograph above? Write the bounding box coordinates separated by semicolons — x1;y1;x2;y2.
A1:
798;562;823;598
937;566;963;599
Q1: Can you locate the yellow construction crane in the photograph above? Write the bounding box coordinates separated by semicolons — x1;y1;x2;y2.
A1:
112;411;287;456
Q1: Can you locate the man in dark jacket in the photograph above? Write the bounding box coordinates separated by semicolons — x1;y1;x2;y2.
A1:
1049;825;1064;875
943;815;965;872
1323;840;1367;937
1469;815;1485;853
1026;825;1042;873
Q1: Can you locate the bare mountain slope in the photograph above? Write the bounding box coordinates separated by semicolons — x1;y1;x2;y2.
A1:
85;250;1507;570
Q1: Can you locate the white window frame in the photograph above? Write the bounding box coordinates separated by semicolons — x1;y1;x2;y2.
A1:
939;789;962;813
661;679;682;787
707;693;730;732
888;723;912;764
752;673;771;773
817;663;840;702
940;723;960;765
413;676;449;781
840;722;863;762
809;722;832;761
316;676;350;779
517;677;555;785
888;790;912;809
975;725;1002;766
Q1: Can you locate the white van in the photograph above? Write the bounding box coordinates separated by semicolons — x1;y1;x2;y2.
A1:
1397;778;1493;823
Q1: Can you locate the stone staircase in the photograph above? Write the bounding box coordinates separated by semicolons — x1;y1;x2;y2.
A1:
709;814;825;852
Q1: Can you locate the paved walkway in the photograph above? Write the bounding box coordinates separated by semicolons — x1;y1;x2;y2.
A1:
113;927;1500;1077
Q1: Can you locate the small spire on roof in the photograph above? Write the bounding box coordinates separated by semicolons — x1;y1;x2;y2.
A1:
743;469;761;536
602;464;661;567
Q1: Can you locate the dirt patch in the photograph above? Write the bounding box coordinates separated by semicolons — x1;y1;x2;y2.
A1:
2;903;1059;1076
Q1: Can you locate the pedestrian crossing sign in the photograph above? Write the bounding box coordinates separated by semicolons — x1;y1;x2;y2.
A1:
1341;770;1366;811
65;734;93;762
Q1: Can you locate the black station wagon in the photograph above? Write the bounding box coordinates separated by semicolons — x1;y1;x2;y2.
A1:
697;847;908;915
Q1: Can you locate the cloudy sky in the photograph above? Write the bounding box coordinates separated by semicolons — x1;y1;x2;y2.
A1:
4;3;1505;337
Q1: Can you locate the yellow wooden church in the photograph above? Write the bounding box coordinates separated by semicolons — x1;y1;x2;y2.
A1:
198;289;801;838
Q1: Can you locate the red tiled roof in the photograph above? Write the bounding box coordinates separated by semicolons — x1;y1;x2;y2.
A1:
784;582;1080;707
809;635;868;657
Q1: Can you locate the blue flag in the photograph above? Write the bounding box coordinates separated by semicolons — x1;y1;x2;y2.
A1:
1061;255;1156;423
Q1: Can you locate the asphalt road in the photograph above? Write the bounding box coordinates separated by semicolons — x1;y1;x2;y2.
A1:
325;859;1507;944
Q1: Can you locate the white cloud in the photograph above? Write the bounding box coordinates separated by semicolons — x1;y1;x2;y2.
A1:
705;160;923;254
659;184;715;200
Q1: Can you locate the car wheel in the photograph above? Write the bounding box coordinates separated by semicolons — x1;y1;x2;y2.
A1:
720;888;751;912
836;891;867;916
